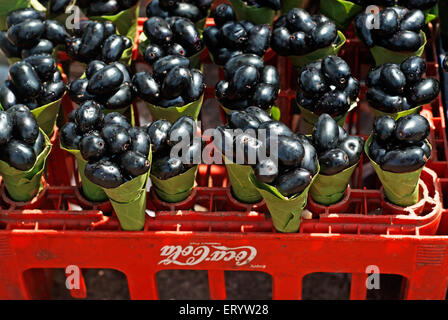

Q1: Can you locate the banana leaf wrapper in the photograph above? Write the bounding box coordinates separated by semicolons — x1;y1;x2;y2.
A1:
319;0;363;30
297;101;357;134
281;0;308;14
59;144;108;202
370;31;427;66
224;156;262;204
145;93;204;124
425;5;438;24
150;165;198;203
229;0;277;25
138;32;204;69
369;105;421;121
287;30;346;70
86;3;139;66
365;135;428;207
100;149;152;231
249;164;320;233
310;161;358;205
0;128;51;202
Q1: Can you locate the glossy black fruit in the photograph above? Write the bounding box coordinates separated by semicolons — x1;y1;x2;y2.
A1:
416;139;431;158
385;31;424;51
132;72;160;104
32;130;45;156
311;22;337;49
120;150;150;177
181;139;203;169
270;27;291;56
395;114;430;143
102;35;125;63
172;18;203;54
381;146;427;173
400;56;426;84
6;8;45;29
85;160;124;188
75;101;103;133
9;61;42;98
128;127;151;157
219;22;248;50
86;60;106;79
251;83;278;110
203;26;220;51
152;156;183;180
298;67;328;97
286;8;315;33
376;8;399;37
87;65;124;95
104;83;134;110
235;133;262;165
0;31;21;58
0;111;13;145
245;106;272;124
228;111;260;131
88;0;120;15
343;77;360;101
171;3;202;22
101;124;131;154
157;96;185;108
245;24;271;56
380;64;406;95
276;135;305;166
21;39;54;58
144;44;164;64
374;115;396;141
296;135;319;175
276;168;312;197
80;133;106;161
316;91;350;117
152;55;190;81
161;67;192;99
167;116;196;147
366;65;383;88
319;148;350;175
369;138;388;164
337;126;348;142
260;65;280;90
407;78;440;106
400;9;425;32
7;19;44;48
184;69;205;103
0;81;18;110
366;87;404;113
312;114;340;152
103;112;131;129
145;0;170;19
68;78;95;104
338;136;364;166
354;13;375;48
50;0;72;13
79;22;105;60
147;119;171;153
44;20;69;45
5;139;36;170
38;81;66;105
224;54;264;79
230;65;259;96
254;158;278;184
11;109;39;144
212;4;235;28
322;55;351;89
143;17;173;46
24;54;57;81
258;121;293;138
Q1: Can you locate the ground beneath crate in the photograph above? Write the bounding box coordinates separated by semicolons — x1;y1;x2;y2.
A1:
50;269;403;300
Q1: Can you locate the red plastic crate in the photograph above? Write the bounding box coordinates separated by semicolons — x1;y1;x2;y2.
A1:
2;15;448;300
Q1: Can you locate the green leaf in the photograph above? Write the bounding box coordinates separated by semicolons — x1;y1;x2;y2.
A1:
150;165;198;203
0;128;51;202
319;0;363;30
145;93;204;124
30;96;63;136
364;135;428;207
369;105;422;121
229;0;277;25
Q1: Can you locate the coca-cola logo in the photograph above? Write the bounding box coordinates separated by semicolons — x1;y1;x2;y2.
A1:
158;243;258;267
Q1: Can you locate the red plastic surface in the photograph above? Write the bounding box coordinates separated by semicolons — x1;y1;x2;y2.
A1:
1;17;448;300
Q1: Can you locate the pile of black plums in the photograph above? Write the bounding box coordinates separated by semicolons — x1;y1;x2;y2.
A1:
351;0;437;11
0;56;65;110
239;0;281;10
312;114;364;175
132;55;205;107
68;60;133;110
369;114;431;173
146;0;212;23
296;55;360;117
0;105;45;170
66;20;132;63
366;56;440;113
60;103;151;188
215;54;280;110
77;0;138;16
0;8;69;59
204;4;271;65
150;116;202;180
142;16;203;64
355;7;426;51
214;107;319;197
271;8;339;56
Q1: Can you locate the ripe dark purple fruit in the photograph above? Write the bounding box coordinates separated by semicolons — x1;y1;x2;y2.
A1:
101;124;131;154
276;168;312;197
85;160;124;189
